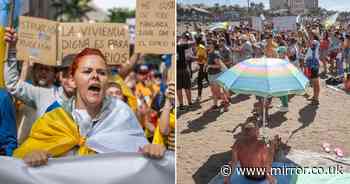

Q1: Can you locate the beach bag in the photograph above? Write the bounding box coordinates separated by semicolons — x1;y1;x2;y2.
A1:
304;67;311;78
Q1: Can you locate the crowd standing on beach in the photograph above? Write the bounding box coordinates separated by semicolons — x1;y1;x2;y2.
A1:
177;17;350;184
0;27;175;166
177;19;350;120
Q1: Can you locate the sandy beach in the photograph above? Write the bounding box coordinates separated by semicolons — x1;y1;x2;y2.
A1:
176;81;350;184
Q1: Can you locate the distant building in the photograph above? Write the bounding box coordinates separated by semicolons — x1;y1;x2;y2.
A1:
222;10;240;21
21;0;53;19
270;0;289;10
304;0;318;9
289;0;305;14
177;5;212;22
288;0;319;14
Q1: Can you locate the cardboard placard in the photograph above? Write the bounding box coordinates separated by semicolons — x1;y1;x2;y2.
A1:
272;16;297;32
135;0;175;54
126;18;136;45
17;16;130;66
16;16;58;66
167;54;175;83
252;17;263;32
59;23;129;65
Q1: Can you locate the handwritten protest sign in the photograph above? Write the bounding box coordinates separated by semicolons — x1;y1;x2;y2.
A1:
135;0;175;54
58;23;129;65
272;16;297;32
126;18;136;45
17;16;130;65
252;17;263;32
167;54;175;83
16;16;58;66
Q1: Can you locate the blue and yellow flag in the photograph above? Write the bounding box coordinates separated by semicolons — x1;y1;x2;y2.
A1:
110;74;137;112
0;0;21;87
13;101;94;158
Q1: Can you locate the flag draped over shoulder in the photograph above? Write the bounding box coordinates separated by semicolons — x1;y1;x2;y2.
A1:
0;0;21;87
15;98;149;158
13;101;95;158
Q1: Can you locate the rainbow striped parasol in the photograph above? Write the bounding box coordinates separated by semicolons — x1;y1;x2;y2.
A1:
216;58;309;97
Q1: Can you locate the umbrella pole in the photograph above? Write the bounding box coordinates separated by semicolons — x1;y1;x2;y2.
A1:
261;97;267;144
263;97;266;128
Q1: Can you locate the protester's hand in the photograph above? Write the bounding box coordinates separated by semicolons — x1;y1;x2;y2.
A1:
4;27;17;46
165;83;175;101
23;150;51;167
138;100;150;115
141;144;166;159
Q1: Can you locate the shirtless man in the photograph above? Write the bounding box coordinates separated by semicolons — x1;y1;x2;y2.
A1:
224;121;279;184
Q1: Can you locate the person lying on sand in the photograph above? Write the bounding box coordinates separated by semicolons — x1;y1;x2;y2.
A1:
224;120;280;184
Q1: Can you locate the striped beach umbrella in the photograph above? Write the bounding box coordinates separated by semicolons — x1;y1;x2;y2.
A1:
216;58;309;97
216;58;309;133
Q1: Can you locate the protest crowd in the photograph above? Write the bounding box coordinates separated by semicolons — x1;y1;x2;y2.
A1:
178;15;350;115
177;14;350;184
0;26;176;162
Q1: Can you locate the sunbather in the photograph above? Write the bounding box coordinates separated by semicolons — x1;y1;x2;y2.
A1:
224;120;279;184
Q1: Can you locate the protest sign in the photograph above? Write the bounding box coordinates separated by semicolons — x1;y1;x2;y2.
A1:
126;18;136;45
59;23;129;65
167;54;175;83
135;0;175;54
252;17;263;32
17;16;130;65
272;16;297;32
16;16;58;66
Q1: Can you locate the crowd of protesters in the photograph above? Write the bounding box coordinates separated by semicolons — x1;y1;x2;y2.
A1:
0;27;175;165
177;19;350;184
177;20;350;120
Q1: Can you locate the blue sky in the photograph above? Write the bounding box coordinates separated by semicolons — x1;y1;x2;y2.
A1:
177;0;350;12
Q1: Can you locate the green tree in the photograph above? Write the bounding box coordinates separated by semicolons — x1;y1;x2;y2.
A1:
108;8;135;23
51;0;94;22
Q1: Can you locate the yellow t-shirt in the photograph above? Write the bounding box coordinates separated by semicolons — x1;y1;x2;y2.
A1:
152;110;175;151
196;44;207;65
135;82;153;98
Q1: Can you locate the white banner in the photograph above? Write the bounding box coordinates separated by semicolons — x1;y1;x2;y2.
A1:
0;152;175;184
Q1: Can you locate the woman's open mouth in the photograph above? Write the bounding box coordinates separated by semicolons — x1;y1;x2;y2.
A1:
88;83;101;95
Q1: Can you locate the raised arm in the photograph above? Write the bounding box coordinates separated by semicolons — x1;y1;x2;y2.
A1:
4;27;41;108
118;53;141;79
159;83;175;135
